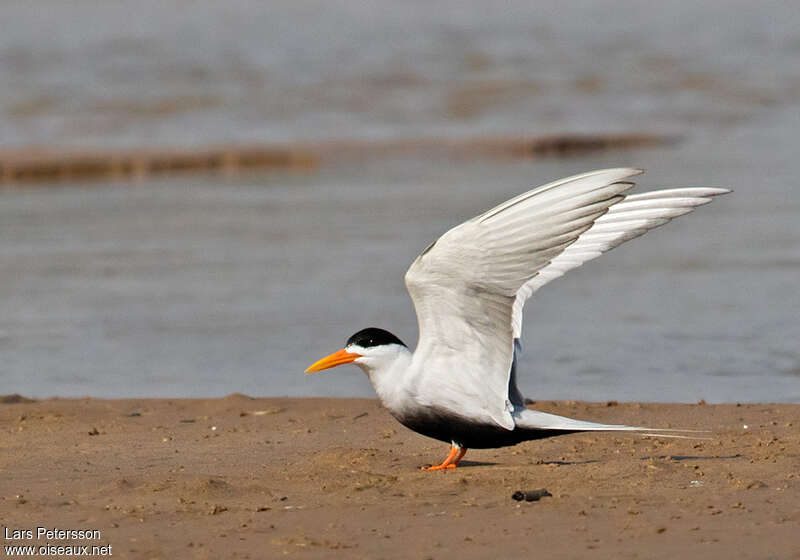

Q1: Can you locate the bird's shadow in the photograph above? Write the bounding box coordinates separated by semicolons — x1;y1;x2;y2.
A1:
417;460;499;469
640;454;744;462
526;454;744;467
538;459;600;466
457;459;498;468
420;454;745;470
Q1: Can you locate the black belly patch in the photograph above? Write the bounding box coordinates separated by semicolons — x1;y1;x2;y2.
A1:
396;408;577;449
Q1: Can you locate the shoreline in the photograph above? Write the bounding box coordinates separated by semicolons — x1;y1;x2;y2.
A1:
2;396;797;558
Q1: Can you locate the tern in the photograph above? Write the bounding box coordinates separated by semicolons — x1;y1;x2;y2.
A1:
306;168;728;470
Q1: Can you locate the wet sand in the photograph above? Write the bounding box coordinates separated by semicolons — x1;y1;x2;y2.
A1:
0;133;668;185
1;396;798;559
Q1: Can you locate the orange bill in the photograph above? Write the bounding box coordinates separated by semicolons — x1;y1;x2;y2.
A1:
305;348;361;373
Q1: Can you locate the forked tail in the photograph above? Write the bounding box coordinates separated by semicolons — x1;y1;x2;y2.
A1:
515;408;710;440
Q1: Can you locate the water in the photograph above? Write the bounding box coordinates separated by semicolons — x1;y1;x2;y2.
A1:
0;1;798;402
2;1;798;147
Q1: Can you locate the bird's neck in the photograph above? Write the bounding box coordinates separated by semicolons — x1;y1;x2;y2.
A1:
357;346;414;415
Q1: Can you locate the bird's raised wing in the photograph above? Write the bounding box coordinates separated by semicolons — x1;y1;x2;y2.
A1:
510;185;730;337
404;168;642;430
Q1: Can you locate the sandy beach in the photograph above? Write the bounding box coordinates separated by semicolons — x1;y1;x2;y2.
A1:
1;395;797;559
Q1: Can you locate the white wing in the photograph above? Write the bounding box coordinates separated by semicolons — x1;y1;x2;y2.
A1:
405;168;643;430
510;185;731;337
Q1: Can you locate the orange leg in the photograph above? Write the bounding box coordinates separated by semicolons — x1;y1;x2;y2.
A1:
421;444;469;471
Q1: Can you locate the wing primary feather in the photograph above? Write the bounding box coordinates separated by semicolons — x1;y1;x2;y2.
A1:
588;217;671;233
477;169;642;223
497;196;625;231
608;196;713;212
481;182;635;225
624;187;730;201
597;206;695;223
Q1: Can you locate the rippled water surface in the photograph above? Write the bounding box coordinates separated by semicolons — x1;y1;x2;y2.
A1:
1;1;798;401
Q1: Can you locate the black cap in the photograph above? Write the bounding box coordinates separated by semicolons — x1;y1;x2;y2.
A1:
346;327;407;349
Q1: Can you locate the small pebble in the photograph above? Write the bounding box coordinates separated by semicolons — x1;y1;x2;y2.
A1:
512;489;552;502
